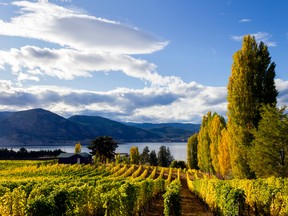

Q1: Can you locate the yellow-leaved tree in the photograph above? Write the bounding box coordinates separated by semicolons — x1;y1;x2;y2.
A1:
74;142;81;153
218;128;232;178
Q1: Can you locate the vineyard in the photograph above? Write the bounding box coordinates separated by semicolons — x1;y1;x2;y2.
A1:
0;160;287;215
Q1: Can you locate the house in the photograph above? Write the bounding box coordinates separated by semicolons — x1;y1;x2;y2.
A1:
58;152;92;164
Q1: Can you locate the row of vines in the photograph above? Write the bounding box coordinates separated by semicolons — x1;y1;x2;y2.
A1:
0;160;180;216
187;169;288;216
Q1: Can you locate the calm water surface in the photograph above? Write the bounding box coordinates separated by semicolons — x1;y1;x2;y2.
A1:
8;142;187;161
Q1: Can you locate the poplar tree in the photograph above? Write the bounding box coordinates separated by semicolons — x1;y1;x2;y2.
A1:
197;112;213;173
187;133;198;169
227;35;278;178
209;114;226;175
130;146;140;164
218;128;232;178
74;142;81;153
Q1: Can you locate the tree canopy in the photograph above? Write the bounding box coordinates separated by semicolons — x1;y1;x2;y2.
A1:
74;142;81;153
227;35;278;178
249;105;288;178
130;146;140;164
140;146;150;164
157;145;174;167
88;136;118;163
187;133;198;169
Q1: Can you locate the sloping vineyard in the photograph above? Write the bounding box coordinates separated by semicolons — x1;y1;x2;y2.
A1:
3;160;285;216
186;169;288;216
0;160;182;216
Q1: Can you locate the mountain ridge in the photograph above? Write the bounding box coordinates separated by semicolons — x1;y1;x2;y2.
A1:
0;109;200;145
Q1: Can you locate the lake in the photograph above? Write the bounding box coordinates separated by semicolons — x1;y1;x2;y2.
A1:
7;142;187;162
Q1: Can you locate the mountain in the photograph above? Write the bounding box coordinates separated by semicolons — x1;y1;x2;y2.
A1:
0;109;93;145
0;112;13;122
125;123;200;141
68;115;162;142
0;108;199;145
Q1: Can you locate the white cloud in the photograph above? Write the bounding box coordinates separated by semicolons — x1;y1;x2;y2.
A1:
239;18;251;23
231;32;277;47
0;1;168;54
0;45;175;85
0;1;172;87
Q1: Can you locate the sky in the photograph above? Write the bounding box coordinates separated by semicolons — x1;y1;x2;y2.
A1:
0;0;288;123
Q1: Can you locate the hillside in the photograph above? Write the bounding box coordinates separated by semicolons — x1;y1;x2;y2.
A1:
125;122;200;141
0;109;199;145
68;115;162;142
0;109;93;145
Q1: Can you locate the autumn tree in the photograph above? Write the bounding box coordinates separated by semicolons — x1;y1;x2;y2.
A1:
88;136;118;163
218;128;232;178
227;35;278;178
187;133;198;169
209;114;226;175
130;146;140;164
249;105;288;178
197;112;213;173
74;142;81;153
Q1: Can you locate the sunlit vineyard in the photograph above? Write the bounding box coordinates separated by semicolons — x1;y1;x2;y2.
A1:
186;169;288;215
1;160;288;216
0;160;181;216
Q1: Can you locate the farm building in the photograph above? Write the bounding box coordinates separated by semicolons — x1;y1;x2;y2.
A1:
58;152;92;164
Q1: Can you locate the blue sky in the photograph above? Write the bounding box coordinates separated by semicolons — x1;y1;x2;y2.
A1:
0;0;288;123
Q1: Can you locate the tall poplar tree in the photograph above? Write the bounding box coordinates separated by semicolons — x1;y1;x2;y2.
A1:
209;114;226;175
187;133;198;169
197;112;226;174
130;146;140;164
227;35;278;178
197;112;213;173
218;128;232;178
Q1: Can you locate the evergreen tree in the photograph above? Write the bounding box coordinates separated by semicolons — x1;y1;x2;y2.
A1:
140;146;150;164
227;35;278;178
249;105;288;178
130;146;140;164
157;146;174;167
88;136;118;163
166;147;174;165
149;150;158;166
187;133;198;169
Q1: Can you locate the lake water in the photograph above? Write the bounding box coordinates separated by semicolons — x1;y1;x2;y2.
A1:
7;142;187;162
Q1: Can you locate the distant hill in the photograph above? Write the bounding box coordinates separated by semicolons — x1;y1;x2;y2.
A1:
0;112;13;122
0;108;199;146
68;115;162;142
0;109;93;145
125;123;200;141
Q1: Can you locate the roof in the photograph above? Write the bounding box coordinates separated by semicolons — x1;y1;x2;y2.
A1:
58;152;91;158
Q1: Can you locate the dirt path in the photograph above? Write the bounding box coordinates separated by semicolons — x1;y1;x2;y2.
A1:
180;174;213;216
143;195;164;216
143;171;213;216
